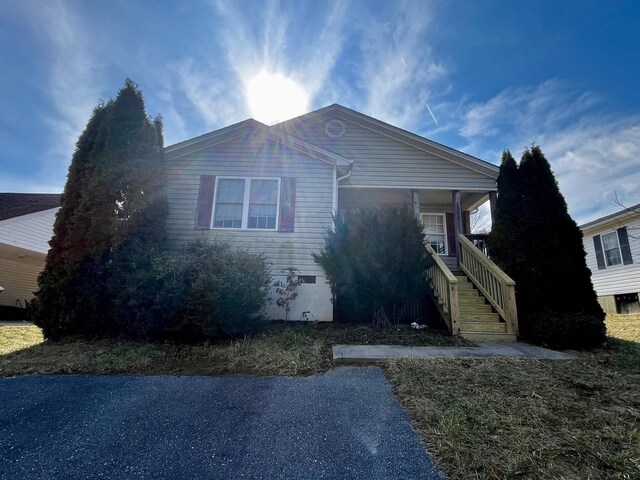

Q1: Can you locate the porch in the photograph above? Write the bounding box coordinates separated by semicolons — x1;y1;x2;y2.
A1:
338;186;518;341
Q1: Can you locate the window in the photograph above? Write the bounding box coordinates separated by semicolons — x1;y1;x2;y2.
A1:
422;213;447;254
601;231;622;267
213;177;280;230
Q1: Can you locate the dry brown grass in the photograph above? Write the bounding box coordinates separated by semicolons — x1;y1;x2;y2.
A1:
0;322;460;377
385;314;640;479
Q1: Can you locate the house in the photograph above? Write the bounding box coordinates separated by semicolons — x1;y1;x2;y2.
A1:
165;104;518;341
581;204;640;314
0;193;60;309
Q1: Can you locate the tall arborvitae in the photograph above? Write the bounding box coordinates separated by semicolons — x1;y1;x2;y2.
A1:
488;150;521;276
509;146;605;347
30;102;113;339
517;146;604;315
30;79;166;339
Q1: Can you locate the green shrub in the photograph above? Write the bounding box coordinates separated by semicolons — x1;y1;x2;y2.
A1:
313;207;433;326
523;309;607;350
117;240;271;340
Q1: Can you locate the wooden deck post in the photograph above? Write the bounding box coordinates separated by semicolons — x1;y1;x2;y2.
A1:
449;282;460;334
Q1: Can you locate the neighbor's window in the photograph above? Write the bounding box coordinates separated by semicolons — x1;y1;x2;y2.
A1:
422;213;447;254
601;231;622;267
213;177;279;230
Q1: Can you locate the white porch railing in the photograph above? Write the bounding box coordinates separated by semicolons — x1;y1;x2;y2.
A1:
457;234;518;334
424;243;459;334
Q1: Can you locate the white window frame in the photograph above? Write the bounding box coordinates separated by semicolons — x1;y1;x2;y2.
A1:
212;176;281;230
422;213;448;255
601;231;623;268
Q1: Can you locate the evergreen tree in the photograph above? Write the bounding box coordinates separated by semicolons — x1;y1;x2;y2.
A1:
488;150;521;276
30;79;166;339
491;145;605;348
30;102;113;339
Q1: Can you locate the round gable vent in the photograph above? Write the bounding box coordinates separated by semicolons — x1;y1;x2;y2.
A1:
324;119;345;138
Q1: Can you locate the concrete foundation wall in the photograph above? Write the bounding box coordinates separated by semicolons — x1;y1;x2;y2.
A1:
265;277;333;322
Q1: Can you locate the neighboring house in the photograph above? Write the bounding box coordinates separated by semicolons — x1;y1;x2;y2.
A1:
165;104;518;341
0;193;60;308
581;204;640;314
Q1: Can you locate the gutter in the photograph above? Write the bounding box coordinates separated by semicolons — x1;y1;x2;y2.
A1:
333;161;354;217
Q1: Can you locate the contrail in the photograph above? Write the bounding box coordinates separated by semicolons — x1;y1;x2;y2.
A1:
425;103;438;126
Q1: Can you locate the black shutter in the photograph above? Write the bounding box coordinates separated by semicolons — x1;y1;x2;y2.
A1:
593;235;606;270
279;177;296;232
446;213;456;257
195;175;215;229
617;227;633;265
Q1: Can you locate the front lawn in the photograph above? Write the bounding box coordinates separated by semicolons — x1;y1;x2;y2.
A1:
2;315;638;478
0;322;461;377
386;314;640;479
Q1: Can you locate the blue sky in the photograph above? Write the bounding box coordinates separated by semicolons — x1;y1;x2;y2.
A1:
1;0;639;224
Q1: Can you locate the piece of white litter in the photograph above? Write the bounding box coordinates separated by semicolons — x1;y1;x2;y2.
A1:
410;322;426;330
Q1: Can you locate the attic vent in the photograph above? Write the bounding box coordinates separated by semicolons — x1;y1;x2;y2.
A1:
324;119;345;138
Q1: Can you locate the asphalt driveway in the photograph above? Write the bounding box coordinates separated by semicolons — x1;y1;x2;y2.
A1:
0;367;441;479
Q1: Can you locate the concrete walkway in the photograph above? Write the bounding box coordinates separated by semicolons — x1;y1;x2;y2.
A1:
333;342;575;362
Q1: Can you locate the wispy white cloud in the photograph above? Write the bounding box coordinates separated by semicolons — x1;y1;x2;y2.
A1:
171;0;349;127
24;0;103;171
453;79;640;223
12;0;101;191
540;116;640;223
357;1;448;130
459;79;601;139
172;58;247;130
297;1;348;102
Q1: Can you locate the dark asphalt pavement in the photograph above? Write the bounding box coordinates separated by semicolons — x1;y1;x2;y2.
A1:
0;367;442;479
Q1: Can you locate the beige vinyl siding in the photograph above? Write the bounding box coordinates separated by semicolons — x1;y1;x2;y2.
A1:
583;217;640;296
0;208;57;254
298;119;496;191
166;136;334;276
0;254;44;307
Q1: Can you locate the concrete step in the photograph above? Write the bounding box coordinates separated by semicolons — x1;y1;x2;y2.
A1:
459;321;506;333
460;312;500;322
460;331;517;342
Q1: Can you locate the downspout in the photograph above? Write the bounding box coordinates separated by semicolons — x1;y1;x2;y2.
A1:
334;161;354;218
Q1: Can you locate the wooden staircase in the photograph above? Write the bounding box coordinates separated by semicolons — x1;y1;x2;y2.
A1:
424;236;518;343
455;273;517;342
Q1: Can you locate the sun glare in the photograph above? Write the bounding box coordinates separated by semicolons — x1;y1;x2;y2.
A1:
246;72;309;125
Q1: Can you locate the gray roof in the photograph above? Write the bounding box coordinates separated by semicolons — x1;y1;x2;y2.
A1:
580;203;640;230
0;193;61;221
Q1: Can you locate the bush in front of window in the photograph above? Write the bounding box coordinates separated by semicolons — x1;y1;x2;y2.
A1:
313;207;433;326
119;240;271;340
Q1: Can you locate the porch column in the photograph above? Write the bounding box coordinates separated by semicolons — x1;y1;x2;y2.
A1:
412;189;421;220
489;191;497;225
452;190;463;262
462;211;471;234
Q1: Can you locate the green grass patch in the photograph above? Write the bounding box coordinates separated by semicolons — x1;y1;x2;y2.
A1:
385;314;640;479
0;322;460;377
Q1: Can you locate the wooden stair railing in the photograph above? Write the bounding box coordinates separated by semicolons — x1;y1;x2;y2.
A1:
457;234;518;335
424;243;459;335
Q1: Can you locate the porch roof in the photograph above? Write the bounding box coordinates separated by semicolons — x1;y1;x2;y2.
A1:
338;187;488;212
